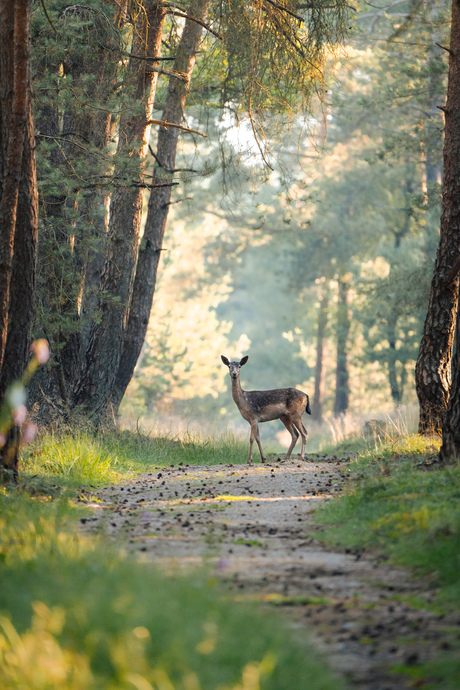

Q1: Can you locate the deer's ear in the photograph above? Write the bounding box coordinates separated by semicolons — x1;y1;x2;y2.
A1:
240;355;249;366
221;355;230;366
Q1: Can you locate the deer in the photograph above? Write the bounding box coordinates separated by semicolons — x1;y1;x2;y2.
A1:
221;355;311;464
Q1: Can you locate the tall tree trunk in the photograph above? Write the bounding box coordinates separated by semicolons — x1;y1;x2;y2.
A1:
73;1;165;422
334;275;351;417
438;6;460;461
0;104;38;398
111;0;211;413
0;0;38;478
312;282;329;423
415;2;459;436
415;173;459;433
0;0;31;372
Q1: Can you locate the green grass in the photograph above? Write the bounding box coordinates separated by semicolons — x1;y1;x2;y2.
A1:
20;429;252;489
316;434;460;605
0;487;341;690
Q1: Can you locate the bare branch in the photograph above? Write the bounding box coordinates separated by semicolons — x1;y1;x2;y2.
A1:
146;119;207;137
148;146;198;173
435;42;454;55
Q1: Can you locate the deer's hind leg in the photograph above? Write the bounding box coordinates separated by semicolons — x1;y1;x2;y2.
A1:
280;414;300;460
297;419;308;460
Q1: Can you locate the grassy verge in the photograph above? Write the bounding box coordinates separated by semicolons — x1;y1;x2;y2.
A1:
315;432;460;688
20;429;252;489
316;433;460;603
0;431;342;689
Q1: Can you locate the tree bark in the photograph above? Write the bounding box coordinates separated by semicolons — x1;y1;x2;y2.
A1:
312;282;329;423
111;0;211;413
0;0;38;479
0;103;38;399
0;0;31;372
73;1;165;422
334;276;351;417
438;4;460;461
415;5;460;436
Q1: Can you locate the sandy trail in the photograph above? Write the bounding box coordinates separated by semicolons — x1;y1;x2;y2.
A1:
80;456;459;689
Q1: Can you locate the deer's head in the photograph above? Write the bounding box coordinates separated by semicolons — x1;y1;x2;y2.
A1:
221;355;248;379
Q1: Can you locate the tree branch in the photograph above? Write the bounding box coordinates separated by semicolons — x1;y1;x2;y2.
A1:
435;42;453;56
39;0;57;32
146;119;207;137
161;7;223;39
263;0;303;23
148;146;198;173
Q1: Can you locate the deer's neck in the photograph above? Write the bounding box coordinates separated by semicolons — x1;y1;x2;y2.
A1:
231;377;246;408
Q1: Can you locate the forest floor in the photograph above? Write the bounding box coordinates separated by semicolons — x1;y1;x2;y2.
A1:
80;456;459;689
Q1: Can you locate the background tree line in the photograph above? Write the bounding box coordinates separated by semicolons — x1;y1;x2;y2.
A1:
126;0;450;434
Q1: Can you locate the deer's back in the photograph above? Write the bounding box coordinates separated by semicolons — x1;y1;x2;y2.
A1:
243;387;307;422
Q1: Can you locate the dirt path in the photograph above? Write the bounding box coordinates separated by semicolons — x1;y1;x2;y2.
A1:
80;456;459;689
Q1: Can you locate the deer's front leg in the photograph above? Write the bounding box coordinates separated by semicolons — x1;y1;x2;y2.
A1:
251;421;266;463
248;421;257;463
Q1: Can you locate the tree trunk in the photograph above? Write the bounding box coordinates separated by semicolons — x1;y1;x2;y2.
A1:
312;282;329;423
0;103;38;399
415;6;460;435
334;276;351;417
0;0;31;372
111;0;211;413
73;1;165;423
0;0;38;479
438;5;460;461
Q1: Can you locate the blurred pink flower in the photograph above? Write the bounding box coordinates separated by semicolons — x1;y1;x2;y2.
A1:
0;433;5;448
31;339;50;364
214;557;231;572
12;404;27;427
22;423;38;444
